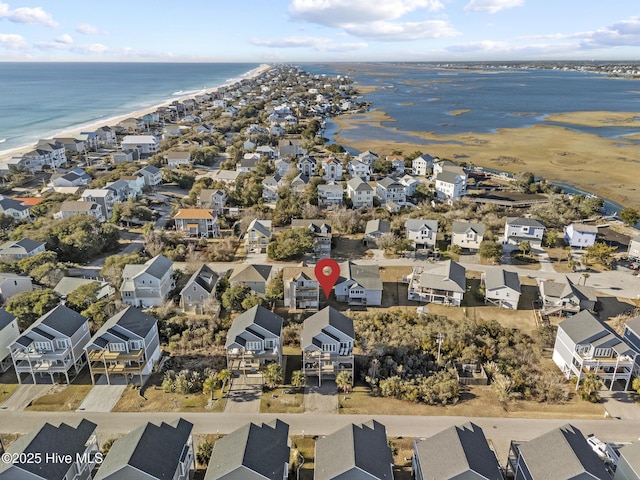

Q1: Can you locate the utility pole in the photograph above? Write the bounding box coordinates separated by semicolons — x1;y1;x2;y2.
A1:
436;333;445;365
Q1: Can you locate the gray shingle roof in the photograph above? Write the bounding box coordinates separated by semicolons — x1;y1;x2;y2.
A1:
405;218;438;232
418;260;466;293
436;170;464;184
484;268;520;292
229;264;272;284
225;305;283;349
347;177;373;191
413;423;503;480
93;418;193;480
0;308;17;330
625;316;640;337
205;420;290;480
338;261;383;291
301;307;354;349
92;306;157;341
365;219;391;236
559;311;636;356
181;264;218;296
541;276;596;302
315;420;393;480
451;221;485;236
142;255;173;280
569;223;598;233
38;304;88;338
377;176;402;188
0;237;45;254
506;216;545;228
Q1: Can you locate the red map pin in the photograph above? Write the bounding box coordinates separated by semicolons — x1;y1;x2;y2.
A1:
315;258;340;299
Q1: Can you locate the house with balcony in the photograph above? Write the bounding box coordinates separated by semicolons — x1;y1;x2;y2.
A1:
301;307;354;386
282;267;320;311
315;421;394;480
81;188;116;220
435;169;467;204
552;310;637;391
106;179;136;202
451;221;485;252
412;154;437;176
278;137;306;158
121;135;159;157
482;268;521;310
10;305;91;384
318;183;344;208
198;189;227;214
347;159;371;181
335;261;383;306
244;219;272;253
229;264;272;296
357;151;379;167
624;316;640;375
298;155;317;177
225;305;283;372
120;255;175;308
204;420;290;480
180;264;219;314
506;424;610;480
291;173;310;194
347;176;374;208
376;176;406;205
405;219;438;250
504;217;546;248
0;419;99;480
56;202;102;224
136;165;163;188
0;309;19;372
291;219;332;258
323;157;343;181
400;174;420;196
407;260;466;306
96;126;117;145
261;174;283;203
172;209;220;238
119;175;146;196
0;196;31;220
0;238;46;263
86;307;161;386
50;169;91;188
94;419;194;480
0;273;33;302
412;423;503;480
538;276;597;316
564;223;598;248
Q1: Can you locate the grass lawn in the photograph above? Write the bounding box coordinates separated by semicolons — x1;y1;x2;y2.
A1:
339;383;604;419
261;387;304;413
0;384;18;405
25;384;93;411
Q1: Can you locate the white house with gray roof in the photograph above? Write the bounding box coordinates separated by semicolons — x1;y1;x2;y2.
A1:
225;305;283;371
412;422;503;480
0;419;99;480
121;135;159;156
94;418;193;480
0;238;45;263
506;424;610;480
229;264;272;296
301;307;354;386
291;219;332;258
451;221;485;252
120;255;175;308
376;176;406;205
180;264;219;314
318;183;344;208
482;268;521;309
629;233;640;261
10;305;91;384
136;165;162;188
564;223;598;248
405;219;438;250
0;195;31;220
538;276;597;316
407;260;466;306
364;219;391;247
205;420;290;480
412;153;437;176
552;310;637;391
435;169;467;203
86;307;161;385
0;309;19;372
315;420;394;480
335;261;383;306
0;272;33;302
504;217;545;248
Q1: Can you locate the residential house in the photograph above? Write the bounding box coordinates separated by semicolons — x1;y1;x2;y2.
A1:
173;209;220;238
407;260;466;306
552;310;637;391
0;419;99;480
96;126;117;145
225;305;283;371
412;423;503;480
106;179;136;202
435;169;467;203
238;156;259;174
229;264;273;296
274;158;290;176
10;305;91;384
166;151;192;168
278;138;306;158
318;183;344;208
291;219;332;258
120;255;175;308
315;420;394;480
204;420;290;480
538;276;597;316
291;173;310;194
504;217;546;248
624;316;640;374
119;175;146;196
364;219;391;247
136;165;163;188
119;117;144;132
451;221;485;252
301;307;354;386
86;307;160;385
121;135;159;156
298;155;317;177
112;149;139;164
0;238;46;263
282;266;320;311
376;176;406;205
199;189;228;214
388;155;405;175
400;174;420;196
482;269;521;309
358;151;379;167
244;219;272;253
53;137;86;154
55;200;105;222
94;419;194;480
262;174;282;203
347;159;371;180
81;188;116;220
347;177;374;208
412;154;437;176
50;169;91;188
0;273;33;302
53;277;114;302
615;443;640;480
32;140;67;169
433;160;463;176
322;157;343;181
0;196;30;220
0;309;19;372
405;219;438;250
629;234;640;260
506;424;611;480
335;261;383;306
564;223;599;248
180;264;219;314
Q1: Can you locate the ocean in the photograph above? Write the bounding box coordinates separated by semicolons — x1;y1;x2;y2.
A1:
0;62;260;155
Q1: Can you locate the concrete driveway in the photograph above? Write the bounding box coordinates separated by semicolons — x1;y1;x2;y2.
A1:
76;385;127;413
600;389;640;420
224;374;262;414
0;384;52;411
304;378;338;414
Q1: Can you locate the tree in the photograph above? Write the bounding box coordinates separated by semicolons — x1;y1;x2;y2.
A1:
579;373;603;403
582;272;591;285
6;289;60;329
620;207;640;226
100;253;147;287
66;281;101;313
336;371;353;394
263;363;283;389
545;229;558;248
583;241;617;268
479;240;502;262
221;284;252;311
518;240;531;257
267;228;314;261
291;370;306;389
241;294;263;311
266;270;284;303
196;441;213;467
632;377;640;394
203;374;220;400
217;369;232;391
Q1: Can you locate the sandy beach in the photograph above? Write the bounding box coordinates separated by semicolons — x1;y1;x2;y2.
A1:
0;64;272;163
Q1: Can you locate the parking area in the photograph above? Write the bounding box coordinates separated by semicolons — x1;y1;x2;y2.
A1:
304;378;338;414
0;384;52;412
223;373;263;414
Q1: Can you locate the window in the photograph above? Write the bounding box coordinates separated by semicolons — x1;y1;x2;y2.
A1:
322;343;336;352
109;343;126;352
34;341;51;352
246;341;261;351
56;339;69;350
130;340;143;350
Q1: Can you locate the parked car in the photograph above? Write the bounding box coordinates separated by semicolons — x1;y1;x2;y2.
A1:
630;262;640;270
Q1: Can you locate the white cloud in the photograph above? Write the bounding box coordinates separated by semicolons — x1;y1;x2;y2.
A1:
0;2;58;27
580;17;640;49
251;35;367;52
55;34;73;44
343;19;458;41
464;0;524;14
0;32;25;48
446;40;572;56
76;23;104;35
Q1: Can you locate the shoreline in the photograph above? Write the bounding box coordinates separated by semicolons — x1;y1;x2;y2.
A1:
0;64;272;162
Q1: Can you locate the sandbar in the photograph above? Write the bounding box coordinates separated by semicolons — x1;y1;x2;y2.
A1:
544;111;640;127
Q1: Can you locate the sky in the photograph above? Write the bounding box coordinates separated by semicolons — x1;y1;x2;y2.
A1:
0;0;639;62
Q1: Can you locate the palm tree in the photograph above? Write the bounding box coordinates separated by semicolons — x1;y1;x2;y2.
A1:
203;375;220;400
336;371;353;394
263;363;283;389
580;373;603;402
291;370;306;390
582;272;591;285
217;369;232;392
518;240;531;257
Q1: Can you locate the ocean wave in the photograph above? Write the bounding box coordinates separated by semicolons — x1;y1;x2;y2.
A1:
0;139;5;144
